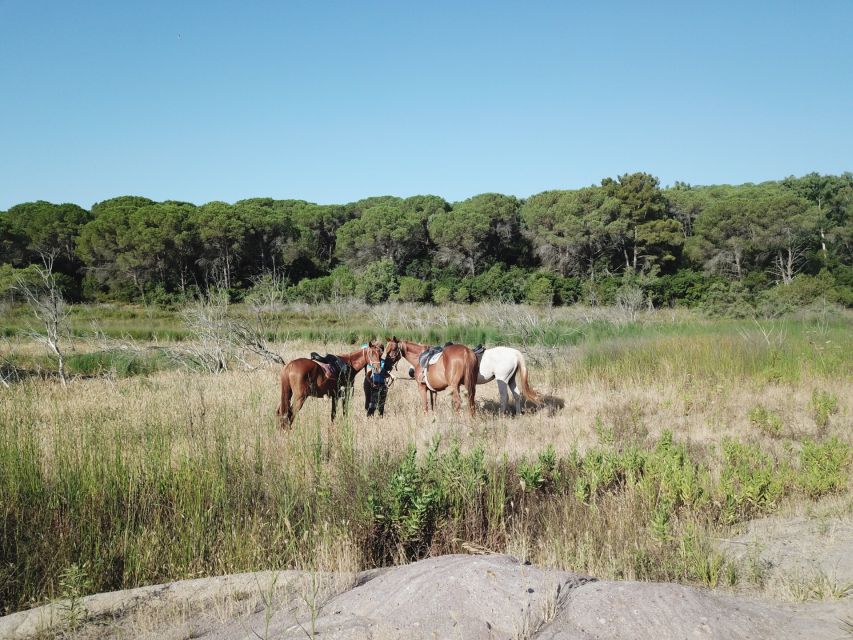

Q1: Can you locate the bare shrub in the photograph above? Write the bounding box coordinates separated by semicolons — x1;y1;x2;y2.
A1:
14;252;71;386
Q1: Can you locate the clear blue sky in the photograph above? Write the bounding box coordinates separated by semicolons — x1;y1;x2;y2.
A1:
1;1;851;210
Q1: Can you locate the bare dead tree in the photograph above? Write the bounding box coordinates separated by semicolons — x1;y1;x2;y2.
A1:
226;319;285;366
0;337;19;387
14;252;71;386
771;245;805;285
176;286;285;373
178;288;232;373
614;285;645;324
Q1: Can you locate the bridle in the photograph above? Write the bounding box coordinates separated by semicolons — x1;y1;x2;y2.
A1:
385;340;402;363
363;344;383;372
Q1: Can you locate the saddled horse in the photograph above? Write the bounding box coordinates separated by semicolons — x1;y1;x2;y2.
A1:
476;346;541;414
276;342;383;428
384;337;478;416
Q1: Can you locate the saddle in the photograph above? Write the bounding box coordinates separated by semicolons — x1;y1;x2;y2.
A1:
417;344;452;390
310;352;350;383
472;344;485;357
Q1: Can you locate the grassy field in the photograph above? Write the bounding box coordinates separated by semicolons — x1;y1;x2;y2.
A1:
1;302;851;616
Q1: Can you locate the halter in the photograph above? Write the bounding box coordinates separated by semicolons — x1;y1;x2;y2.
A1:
383;339;403;367
362;344;383;373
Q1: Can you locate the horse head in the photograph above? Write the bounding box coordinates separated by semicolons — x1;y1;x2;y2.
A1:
360;339;382;371
382;336;403;365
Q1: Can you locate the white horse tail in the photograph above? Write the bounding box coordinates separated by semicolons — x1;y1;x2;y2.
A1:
516;352;541;404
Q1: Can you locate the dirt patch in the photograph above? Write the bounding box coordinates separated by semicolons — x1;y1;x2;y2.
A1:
718;507;853;601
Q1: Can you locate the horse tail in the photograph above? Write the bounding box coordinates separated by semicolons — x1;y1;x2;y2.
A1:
516;352;541;404
464;348;478;412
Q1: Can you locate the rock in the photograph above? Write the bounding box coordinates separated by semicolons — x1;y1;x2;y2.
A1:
2;555;849;640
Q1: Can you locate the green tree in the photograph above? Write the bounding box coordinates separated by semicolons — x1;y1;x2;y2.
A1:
78;199;197;300
428;193;525;276
335;195;447;272
286;202;350;274
4;201;91;288
602;173;683;273
521;187;609;278
192;202;249;289
78;196;158;299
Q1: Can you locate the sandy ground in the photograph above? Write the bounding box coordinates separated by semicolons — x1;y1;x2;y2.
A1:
2;553;850;640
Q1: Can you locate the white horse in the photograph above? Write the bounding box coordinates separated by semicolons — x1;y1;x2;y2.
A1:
475;346;541;414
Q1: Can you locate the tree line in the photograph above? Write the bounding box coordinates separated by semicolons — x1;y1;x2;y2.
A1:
1;172;851;313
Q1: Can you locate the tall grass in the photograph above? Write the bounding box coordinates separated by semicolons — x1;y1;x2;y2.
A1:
0;307;850;614
1;397;849;613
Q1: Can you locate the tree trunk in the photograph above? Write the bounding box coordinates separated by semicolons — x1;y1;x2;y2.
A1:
632;230;638;272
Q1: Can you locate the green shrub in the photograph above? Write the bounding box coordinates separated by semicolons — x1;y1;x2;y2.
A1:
718;440;787;522
452;286;470;303
798;437;850;497
524;276;555;306
553;276;582;305
289;275;333;303
747;405;783;437
581;277;620;306
810;389;838;432
355;259;398;304
702;282;755;318
432;286;452;305
66;350;170;378
396;276;431;303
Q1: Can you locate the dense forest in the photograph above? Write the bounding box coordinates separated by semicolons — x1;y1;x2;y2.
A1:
2;172;851;314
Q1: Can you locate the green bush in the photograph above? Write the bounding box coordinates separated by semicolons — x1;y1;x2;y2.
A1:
553;276;582;305
355;259;399;304
289;275;333;303
432;286;452;305
524;276;555;306
747;405;783;438
701;281;755;318
452;286;470;303
66;350;171;378
581;277;620;306
396;276;431;303
330;265;357;298
798;437;850;497
811;390;839;432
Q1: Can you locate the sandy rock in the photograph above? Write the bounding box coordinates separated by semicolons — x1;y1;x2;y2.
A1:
2;555;849;640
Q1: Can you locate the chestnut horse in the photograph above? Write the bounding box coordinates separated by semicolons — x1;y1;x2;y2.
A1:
384;337;478;416
276;342;383;428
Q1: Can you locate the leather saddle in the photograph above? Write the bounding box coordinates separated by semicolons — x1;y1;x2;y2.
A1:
310;352;350;382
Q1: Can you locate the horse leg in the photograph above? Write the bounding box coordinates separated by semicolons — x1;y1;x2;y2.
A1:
430;390;436;411
330;393;337;422
451;383;462;413
509;374;523;415
496;379;510;415
419;384;430;413
289;390;307;427
277;377;293;429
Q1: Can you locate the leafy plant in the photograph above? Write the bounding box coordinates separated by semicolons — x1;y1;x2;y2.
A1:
747;405;783;437
811;389;839;432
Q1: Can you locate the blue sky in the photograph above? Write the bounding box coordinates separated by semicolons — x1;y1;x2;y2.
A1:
1;1;851;210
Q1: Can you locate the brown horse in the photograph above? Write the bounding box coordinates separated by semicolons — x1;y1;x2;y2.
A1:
276;342;383;428
384;337;478;416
